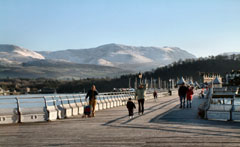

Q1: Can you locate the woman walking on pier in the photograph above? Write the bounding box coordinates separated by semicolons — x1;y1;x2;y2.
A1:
135;84;146;115
85;85;99;117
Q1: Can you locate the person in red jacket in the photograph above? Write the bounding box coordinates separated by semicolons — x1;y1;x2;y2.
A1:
186;86;194;108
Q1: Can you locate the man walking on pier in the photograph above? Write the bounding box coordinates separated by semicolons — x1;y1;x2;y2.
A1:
85;85;98;117
135;84;146;115
178;83;188;108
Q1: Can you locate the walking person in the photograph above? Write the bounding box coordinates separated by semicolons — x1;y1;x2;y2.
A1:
168;88;172;96
178;83;188;108
126;98;136;119
186;86;194;108
85;85;98;117
200;88;204;99
153;90;157;101
135;84;146;115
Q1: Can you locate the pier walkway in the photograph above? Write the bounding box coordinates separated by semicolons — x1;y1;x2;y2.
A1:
0;93;240;147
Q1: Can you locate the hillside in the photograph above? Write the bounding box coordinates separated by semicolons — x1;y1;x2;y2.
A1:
1;54;240;93
0;43;196;79
144;54;240;82
0;44;134;79
38;43;196;71
54;54;240;93
0;44;44;64
0;60;133;79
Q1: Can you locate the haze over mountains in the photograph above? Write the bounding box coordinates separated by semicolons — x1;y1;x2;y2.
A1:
0;44;196;79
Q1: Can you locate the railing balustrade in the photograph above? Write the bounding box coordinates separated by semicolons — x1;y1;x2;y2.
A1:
0;92;135;124
0;90;171;124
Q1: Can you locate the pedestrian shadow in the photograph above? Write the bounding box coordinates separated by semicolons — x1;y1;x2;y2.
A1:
102;98;178;126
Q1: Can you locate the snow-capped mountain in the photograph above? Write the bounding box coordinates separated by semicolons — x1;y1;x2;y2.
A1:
39;43;196;71
0;43;196;79
0;44;45;64
0;44;133;79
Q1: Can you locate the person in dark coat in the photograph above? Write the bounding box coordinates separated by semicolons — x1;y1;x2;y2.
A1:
126;98;136;118
85;85;98;117
178;83;188;108
153;90;158;100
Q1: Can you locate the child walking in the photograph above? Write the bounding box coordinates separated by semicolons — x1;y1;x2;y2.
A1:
153;90;157;101
126;98;136;118
187;86;194;108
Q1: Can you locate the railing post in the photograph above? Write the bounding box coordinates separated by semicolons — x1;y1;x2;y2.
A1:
66;95;70;105
52;96;57;107
59;96;63;106
15;97;21;123
230;95;235;121
73;95;77;104
43;96;47;108
79;94;83;104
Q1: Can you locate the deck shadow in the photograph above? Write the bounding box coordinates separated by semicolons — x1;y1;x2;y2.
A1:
102;96;240;138
150;99;240;129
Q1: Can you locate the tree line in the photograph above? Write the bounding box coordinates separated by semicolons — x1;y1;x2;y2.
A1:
1;54;240;93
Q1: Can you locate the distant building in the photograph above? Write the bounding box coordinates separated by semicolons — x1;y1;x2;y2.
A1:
202;73;222;84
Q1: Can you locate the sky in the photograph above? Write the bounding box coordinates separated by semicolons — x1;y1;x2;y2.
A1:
0;0;240;57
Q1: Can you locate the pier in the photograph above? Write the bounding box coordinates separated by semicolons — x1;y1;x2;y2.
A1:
0;91;240;146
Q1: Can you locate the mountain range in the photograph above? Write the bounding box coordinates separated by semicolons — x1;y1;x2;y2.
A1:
38;43;196;71
0;44;196;79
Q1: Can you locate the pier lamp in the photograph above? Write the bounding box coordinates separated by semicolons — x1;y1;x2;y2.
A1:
168;79;172;95
169;79;172;89
138;72;142;85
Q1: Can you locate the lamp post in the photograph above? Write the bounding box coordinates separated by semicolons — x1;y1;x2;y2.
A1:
129;78;131;88
169;79;172;89
138;72;142;85
168;79;172;95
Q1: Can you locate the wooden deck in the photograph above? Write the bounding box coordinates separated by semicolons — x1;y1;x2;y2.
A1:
0;93;239;147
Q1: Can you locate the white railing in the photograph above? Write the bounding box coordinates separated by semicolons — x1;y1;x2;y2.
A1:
0;90;172;124
206;87;240;121
0;92;133;124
